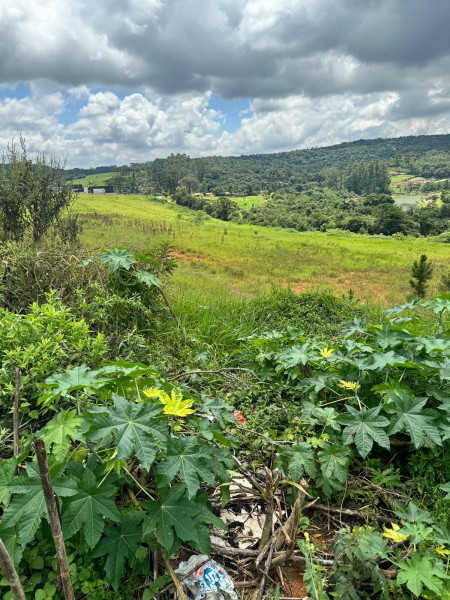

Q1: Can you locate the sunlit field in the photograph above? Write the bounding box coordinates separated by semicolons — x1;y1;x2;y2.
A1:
75;193;450;306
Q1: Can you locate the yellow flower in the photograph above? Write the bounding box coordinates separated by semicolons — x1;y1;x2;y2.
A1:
436;546;450;557
321;433;330;442
319;347;334;358
338;380;361;391
286;433;294;441
382;523;409;543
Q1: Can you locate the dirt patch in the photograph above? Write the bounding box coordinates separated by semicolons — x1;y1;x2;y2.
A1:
169;250;202;263
293;282;312;294
281;564;308;598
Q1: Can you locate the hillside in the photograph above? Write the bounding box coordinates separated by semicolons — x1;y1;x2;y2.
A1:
66;134;450;197
76;193;450;306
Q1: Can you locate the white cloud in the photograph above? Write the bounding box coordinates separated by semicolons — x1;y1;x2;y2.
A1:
0;0;449;164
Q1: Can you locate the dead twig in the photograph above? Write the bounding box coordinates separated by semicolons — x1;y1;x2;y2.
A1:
169;367;261;383
34;440;75;600
0;539;26;600
158;287;180;325
253;538;276;600
162;555;186;600
271;480;306;569
13;369;21;458
259;467;274;550
310;503;395;524
211;545;334;566
153;557;210;599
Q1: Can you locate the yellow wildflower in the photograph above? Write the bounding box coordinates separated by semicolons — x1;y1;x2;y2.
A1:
286;433;294;441
338;380;361;391
382;523;409;543
321;433;330;442
319;347;334;358
436;546;450;557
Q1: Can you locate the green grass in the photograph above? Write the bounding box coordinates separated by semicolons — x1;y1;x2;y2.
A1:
76;193;450;307
390;173;414;184
203;194;266;209
69;172;116;186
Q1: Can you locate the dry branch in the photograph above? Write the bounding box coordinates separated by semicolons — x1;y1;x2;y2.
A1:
162;555;186;600
211;544;334;566
311;503;395;524
259;467;274;550
169;367;261;383
0;539;26;600
13;369;21;457
253;538;276;600
34;439;75;600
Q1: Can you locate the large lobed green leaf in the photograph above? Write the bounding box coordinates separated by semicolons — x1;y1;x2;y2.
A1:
82;394;167;469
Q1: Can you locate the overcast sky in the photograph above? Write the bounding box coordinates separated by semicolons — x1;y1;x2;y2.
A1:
1;0;450;167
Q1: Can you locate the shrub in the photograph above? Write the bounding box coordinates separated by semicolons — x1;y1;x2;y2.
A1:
0;293;107;424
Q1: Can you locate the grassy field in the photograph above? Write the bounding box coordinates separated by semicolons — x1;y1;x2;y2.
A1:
75;193;449;307
390;173;414;184
69;172;116;186
230;195;266;209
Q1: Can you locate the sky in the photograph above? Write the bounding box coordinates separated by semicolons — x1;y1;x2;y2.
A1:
1;0;450;167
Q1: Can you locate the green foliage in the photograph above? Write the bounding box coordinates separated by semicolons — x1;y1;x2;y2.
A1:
0;359;236;591
83;395;167;469
395;554;448;597
92;511;144;589
62;465;121;548
339;405;390;458
410;254;434;298
0;137;77;243
0;294;107;422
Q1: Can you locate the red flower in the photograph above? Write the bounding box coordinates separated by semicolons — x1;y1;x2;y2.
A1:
233;411;246;424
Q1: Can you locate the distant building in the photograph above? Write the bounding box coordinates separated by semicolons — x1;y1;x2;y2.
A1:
192;192;204;197
87;185;114;194
72;184;83;192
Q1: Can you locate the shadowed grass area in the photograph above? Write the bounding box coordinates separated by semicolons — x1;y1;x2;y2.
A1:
75;194;450;306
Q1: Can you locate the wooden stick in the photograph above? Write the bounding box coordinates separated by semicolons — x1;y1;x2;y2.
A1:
310;503;395;524
210;545;334;566
253;538;276;600
13;369;21;457
158;287;180;325
170;367;261;382
34;439;75;600
0;539;26;600
259;467;274;550
271;480;306;569
162;555;187;600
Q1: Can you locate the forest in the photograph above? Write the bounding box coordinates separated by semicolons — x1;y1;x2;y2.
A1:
65;134;450;196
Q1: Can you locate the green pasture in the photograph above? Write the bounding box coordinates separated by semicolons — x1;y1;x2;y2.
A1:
200;194;266;209
75;193;450;307
389;173;414;184
231;195;266;209
69;172;116;186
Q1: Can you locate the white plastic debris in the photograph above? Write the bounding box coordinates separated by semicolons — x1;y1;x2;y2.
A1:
175;554;238;600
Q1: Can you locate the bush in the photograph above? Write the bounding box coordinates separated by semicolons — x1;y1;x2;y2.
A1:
0;293;107;423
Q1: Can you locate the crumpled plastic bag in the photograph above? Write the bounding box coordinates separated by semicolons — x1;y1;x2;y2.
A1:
175;554;238;600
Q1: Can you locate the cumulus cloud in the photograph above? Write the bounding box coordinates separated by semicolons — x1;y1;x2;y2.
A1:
0;0;449;164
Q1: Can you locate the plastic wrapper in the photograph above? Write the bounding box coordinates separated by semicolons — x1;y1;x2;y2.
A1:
175;554;238;600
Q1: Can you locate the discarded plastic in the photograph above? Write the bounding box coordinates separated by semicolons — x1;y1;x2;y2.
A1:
175;554;238;600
